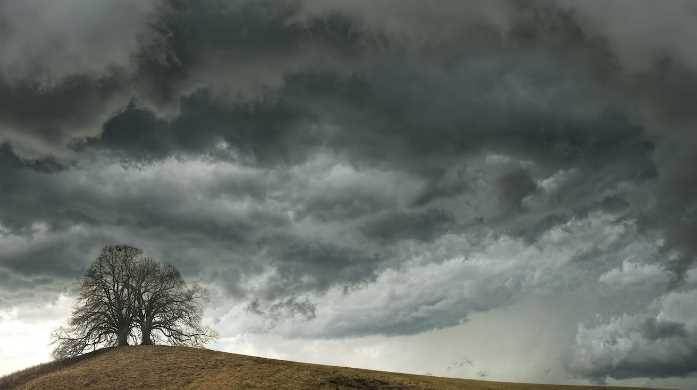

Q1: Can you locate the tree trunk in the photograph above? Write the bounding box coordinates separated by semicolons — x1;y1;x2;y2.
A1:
117;326;129;346
141;328;152;345
140;316;153;345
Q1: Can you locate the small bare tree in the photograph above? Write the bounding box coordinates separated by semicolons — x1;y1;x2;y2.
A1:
52;245;213;359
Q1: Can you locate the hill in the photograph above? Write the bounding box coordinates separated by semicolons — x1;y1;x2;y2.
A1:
0;346;653;390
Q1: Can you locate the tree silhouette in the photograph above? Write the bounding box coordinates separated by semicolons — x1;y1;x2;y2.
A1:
52;245;213;359
132;257;209;346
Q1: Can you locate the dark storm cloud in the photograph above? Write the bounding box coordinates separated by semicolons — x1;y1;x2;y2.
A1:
0;0;158;150
641;318;687;341
0;0;625;152
295;184;392;222
512;194;632;243
81;90;312;165
569;289;697;380
247;296;317;322
0;143;65;174
496;170;538;212
0;235;95;279
85;51;657;180
0;0;156;80
133;0;385;103
264;235;381;296
0;0;375;148
0;1;657;296
554;0;697;288
360;209;455;243
0;74;126;145
3;0;697;383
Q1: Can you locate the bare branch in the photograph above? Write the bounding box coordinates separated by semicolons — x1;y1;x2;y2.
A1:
51;245;213;358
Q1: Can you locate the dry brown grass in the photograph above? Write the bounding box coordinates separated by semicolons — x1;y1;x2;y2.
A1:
0;348;114;389
1;346;654;390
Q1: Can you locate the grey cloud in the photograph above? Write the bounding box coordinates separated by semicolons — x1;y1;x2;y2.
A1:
0;0;159;152
3;1;697;385
0;1;659;291
594;195;631;215
0;143;65;174
558;0;697;72
641;318;687;341
296;187;392;222
0;43;664;337
0;234;94;279
513;194;631;243
1;0;693;160
281;59;656;179
240;210;645;338
0;152;394;306
0;0;156;81
86;49;658;180
496;169;538;213
547;0;697;283
133;0;384;103
264;235;382;297
247;296;317;323
0;74;126;146
360;209;455;243
82;90;311;165
569;289;697;380
513;213;569;244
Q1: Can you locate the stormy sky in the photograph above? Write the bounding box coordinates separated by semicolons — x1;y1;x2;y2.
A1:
1;0;697;387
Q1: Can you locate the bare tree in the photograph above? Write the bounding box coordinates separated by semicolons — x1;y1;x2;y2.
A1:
52;245;213;359
52;245;142;359
132;257;212;346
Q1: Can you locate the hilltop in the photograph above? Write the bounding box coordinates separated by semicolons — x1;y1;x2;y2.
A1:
0;346;652;390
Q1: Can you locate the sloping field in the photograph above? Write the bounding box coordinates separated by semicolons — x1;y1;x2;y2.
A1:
0;346;652;390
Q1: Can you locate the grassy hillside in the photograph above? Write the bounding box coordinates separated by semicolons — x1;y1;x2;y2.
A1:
0;346;653;390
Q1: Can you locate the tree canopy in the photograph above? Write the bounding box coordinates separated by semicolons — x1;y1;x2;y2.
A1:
52;245;213;359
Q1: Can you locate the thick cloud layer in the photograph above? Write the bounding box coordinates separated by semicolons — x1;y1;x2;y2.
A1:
1;0;697;387
570;287;697;380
